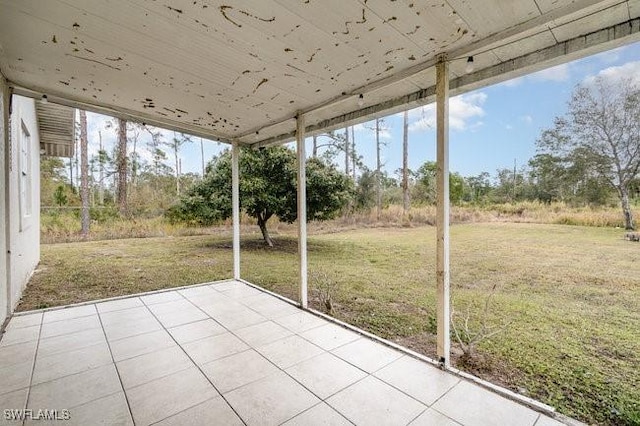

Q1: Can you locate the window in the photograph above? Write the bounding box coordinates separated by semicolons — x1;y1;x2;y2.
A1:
19;119;32;229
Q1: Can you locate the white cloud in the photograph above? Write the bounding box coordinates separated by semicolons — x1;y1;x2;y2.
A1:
529;63;571;82
499;76;524;88
593;45;627;64
520;115;533;125
583;60;640;86
408;92;487;132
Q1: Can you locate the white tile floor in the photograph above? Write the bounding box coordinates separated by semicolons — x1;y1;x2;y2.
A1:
0;280;568;426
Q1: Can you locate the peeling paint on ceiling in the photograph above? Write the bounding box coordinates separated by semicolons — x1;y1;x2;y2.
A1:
0;0;638;144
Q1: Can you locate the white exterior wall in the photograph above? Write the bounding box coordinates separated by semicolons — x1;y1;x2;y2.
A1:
0;75;8;324
6;95;40;315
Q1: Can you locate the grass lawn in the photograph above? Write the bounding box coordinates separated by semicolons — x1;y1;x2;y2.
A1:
21;222;639;425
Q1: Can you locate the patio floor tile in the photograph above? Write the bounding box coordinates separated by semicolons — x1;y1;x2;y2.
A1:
98;306;153;326
181;332;249;365
30;391;134;426
32;341;112;385
0;324;40;346
42;305;97;324
154;396;243;426
224;371;319;426
147;299;195;316
0;361;33;396
109;329;175;362
213;307;267;330
219;284;264;300
234;320;293;347
0;339;37;367
535;415;567;426
374;355;460;406
37;328;106;358
28;364;122;410
300;323;360;351
256;334;324;369
331;338;403;373
178;284;219;299
240;293;301;318
126;366;218;426
282;402;353;426
286;352;367;399
0;388;28;419
201;349;280;393
326;375;426;426
116;345;194;389
5;313;42;330
275;311;327;333
1;281;567;426
40;315;101;339
409;408;460;425
152;307;209;329
102;316;162;341
167;318;226;345
95;297;144;314
432;380;540;426
140;291;184;306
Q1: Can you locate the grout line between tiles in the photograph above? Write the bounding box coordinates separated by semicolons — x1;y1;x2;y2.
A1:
141;292;248;426
21;311;44;426
96;308;135;426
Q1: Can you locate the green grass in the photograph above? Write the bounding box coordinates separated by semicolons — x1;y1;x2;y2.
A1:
22;223;640;425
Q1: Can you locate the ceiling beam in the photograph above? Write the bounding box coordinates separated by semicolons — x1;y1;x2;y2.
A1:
253;16;640;148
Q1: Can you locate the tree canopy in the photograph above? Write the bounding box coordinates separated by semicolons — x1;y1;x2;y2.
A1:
168;146;352;246
537;76;640;229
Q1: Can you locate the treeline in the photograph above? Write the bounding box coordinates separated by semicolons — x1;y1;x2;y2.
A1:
41;74;640;233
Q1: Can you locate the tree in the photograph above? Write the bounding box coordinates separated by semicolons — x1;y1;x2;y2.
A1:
79;110;90;238
115;118;128;215
402;110;410;214
538;77;640;229
168;132;191;195
168;146;352;246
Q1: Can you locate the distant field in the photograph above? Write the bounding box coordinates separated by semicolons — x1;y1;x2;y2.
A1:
22;223;640;425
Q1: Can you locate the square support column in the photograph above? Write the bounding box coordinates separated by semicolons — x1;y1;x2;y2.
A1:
0;73;9;324
296;114;308;308
231;141;240;280
436;55;451;367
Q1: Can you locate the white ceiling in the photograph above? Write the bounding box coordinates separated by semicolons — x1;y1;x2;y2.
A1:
0;0;638;146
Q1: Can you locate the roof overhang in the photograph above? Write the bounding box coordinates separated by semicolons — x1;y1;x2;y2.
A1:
35;101;75;158
1;0;639;147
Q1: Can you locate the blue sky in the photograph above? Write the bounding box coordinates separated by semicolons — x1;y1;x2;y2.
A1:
86;41;640;181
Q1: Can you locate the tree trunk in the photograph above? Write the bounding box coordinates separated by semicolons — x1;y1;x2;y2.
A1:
345;127;349;175
312;135;318;158
116;118;128;215
173;132;181;195
79;110;90;239
200;137;205;177
257;213;274;247
131;131;138;188
620;187;635;230
69;156;73;188
351;126;356;181
402;110;410;215
375;118;382;220
98;130;104;205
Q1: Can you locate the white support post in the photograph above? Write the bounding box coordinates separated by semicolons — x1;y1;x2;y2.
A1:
436;55;451;367
231;141;240;280
296;114;308;308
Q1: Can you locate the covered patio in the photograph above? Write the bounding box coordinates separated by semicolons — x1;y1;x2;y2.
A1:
1;280;563;426
2;0;640;424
